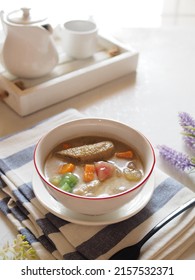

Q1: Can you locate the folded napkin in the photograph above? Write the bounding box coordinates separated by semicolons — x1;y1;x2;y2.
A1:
0;109;194;260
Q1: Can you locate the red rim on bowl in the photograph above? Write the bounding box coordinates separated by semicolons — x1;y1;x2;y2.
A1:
33;119;156;201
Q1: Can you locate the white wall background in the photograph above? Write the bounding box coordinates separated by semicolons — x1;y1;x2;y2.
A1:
1;0;195;30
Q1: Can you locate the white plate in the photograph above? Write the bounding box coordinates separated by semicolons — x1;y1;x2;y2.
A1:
32;172;155;226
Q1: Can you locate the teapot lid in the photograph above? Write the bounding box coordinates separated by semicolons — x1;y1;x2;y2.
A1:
7;8;47;24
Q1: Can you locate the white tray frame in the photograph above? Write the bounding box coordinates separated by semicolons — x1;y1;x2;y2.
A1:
0;34;138;116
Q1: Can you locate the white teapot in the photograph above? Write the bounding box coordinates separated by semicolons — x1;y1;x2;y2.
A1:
0;8;58;78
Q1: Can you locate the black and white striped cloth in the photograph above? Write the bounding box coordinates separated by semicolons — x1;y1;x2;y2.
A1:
0;109;194;260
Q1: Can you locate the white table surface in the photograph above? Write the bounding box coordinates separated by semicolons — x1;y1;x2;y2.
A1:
0;27;194;259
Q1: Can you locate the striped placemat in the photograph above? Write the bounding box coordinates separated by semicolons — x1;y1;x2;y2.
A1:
0;109;194;259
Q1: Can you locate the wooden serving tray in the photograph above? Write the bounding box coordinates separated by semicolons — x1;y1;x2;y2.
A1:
0;33;138;116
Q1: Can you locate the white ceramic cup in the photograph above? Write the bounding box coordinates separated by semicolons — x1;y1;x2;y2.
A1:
63;20;98;59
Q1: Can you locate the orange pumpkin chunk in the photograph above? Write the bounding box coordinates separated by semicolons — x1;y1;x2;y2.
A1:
83;164;95;182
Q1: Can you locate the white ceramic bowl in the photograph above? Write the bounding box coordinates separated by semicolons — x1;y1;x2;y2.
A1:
34;118;155;215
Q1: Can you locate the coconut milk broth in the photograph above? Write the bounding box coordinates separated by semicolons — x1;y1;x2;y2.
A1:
44;136;144;197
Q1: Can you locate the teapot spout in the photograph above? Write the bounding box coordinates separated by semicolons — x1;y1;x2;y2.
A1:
0;10;6;33
0;10;3;21
0;10;4;25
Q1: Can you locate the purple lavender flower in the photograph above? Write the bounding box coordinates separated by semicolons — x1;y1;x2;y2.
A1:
157;145;195;171
179;112;195;127
178;112;195;149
